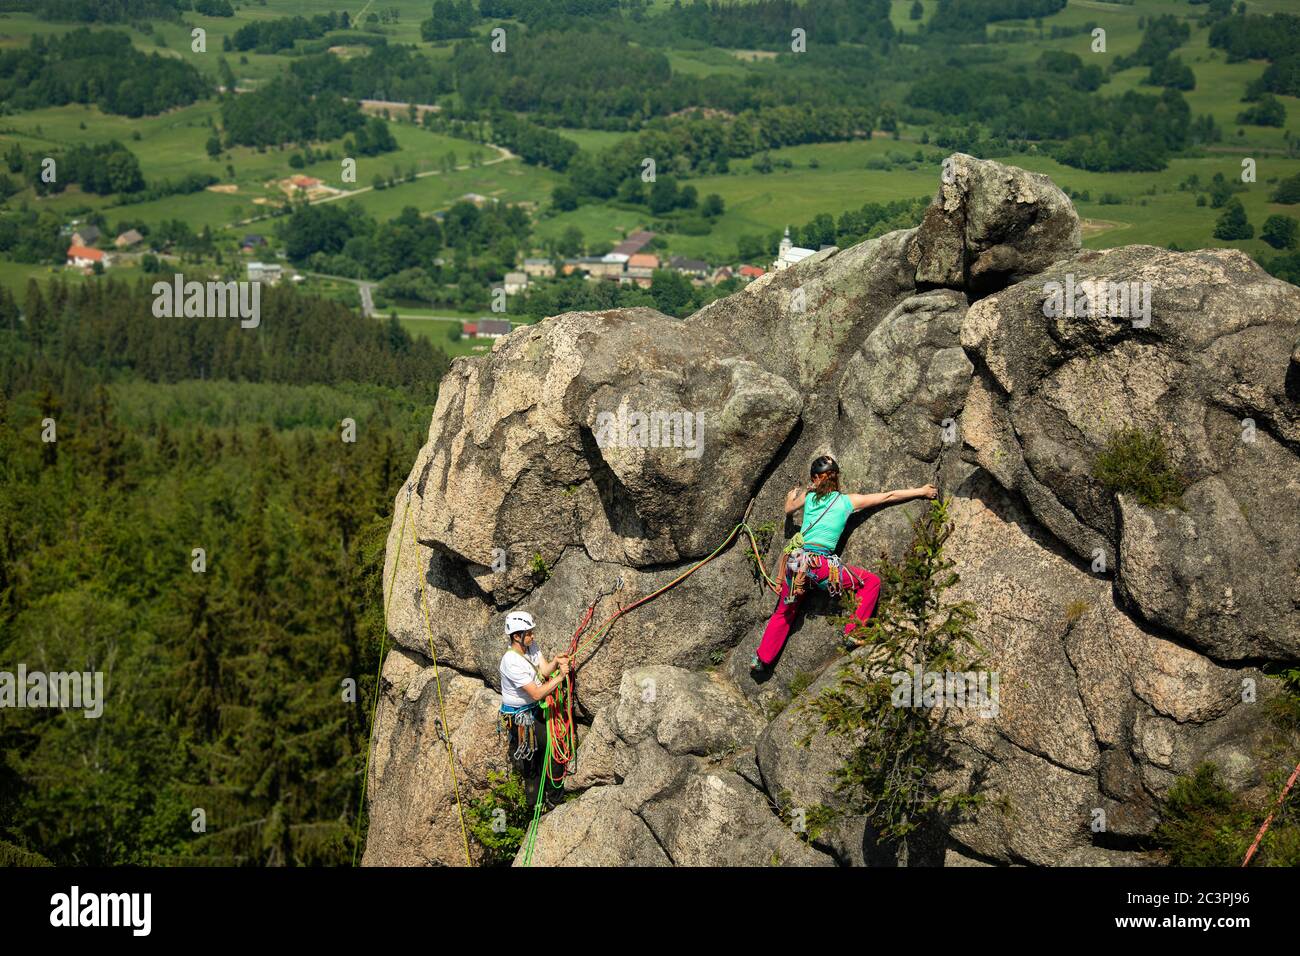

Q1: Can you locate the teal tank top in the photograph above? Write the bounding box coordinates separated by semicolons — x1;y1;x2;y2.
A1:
800;492;853;553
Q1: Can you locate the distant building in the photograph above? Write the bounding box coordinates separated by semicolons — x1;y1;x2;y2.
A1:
114;229;143;250
502;272;529;295
738;265;766;281
242;234;267;251
289;175;323;191
669;256;710;277
522;258;555;279
712;266;734;285
462;322;477;337
71;225;100;247
611;231;655;257
247;262;282;284
772;227;815;271
475;319;512;338
67;245;105;269
459;192;491;207
669;256;710;286
570;257;622;280
623;252;659;288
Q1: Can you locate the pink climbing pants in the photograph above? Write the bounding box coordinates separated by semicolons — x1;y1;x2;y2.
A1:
756;556;881;666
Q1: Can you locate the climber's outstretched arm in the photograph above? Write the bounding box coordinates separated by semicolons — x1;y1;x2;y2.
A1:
848;484;938;512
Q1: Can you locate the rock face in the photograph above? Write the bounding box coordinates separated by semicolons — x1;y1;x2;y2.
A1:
364;154;1300;868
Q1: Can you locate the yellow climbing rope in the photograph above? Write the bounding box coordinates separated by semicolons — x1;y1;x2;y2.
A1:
353;486;474;867
410;510;474;867
352;493;409;866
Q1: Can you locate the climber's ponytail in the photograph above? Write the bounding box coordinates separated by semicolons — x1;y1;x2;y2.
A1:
809;455;840;493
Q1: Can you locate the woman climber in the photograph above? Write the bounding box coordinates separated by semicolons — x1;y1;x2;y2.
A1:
750;455;937;675
499;611;569;801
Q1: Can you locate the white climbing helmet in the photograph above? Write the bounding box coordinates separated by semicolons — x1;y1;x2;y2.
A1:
504;610;536;638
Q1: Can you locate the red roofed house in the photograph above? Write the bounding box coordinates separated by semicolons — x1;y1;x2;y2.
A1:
290;175;323;190
462;322;478;338
738;265;766;281
67;245;105;270
623;252;659;288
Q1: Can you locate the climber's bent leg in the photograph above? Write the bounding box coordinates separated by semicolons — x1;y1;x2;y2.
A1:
839;565;881;635
756;573;804;666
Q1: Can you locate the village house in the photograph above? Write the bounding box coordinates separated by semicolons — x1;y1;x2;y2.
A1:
712;266;734;285
611;230;655;258
71;225;101;248
522;258;555;279
247;262;282;284
566;257;622;280
622;252;659;288
474;319;512;338
501;272;529;296
242;234;267;252
66;245;106;271
738;264;766;282
772;227;815;271
670;256;711;286
114;229;143;250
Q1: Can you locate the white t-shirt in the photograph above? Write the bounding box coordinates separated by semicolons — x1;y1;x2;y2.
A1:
500;645;544;708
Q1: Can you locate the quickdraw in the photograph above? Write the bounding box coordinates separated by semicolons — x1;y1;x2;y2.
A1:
498;707;539;763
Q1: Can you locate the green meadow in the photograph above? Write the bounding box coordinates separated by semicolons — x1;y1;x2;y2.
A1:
0;0;1296;287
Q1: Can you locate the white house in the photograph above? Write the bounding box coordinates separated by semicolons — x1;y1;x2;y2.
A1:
67;245;106;270
772;227;815;271
247;262;282;284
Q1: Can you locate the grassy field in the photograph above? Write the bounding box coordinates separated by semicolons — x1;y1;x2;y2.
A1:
395;316;504;358
1;0;1296;294
531;204;652;254
556;128;632;152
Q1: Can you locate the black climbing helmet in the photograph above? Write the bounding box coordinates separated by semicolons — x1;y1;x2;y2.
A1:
810;455;839;477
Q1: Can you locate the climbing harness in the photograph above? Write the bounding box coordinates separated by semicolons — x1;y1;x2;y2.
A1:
779;491;842;605
498;704;539;763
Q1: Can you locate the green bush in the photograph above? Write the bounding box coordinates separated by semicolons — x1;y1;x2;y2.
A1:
466;770;531;866
1094;427;1186;508
0;841;52;867
1157;670;1300;867
1156;764;1253;866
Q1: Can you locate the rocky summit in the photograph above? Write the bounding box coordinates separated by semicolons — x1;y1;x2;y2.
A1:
362;153;1300;868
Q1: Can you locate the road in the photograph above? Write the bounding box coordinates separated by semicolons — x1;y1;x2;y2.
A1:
302;271;507;324
222;143;517;230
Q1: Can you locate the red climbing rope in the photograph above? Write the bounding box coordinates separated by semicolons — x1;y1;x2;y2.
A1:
533;501;778;790
539;602;592;785
1241;759;1300;866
